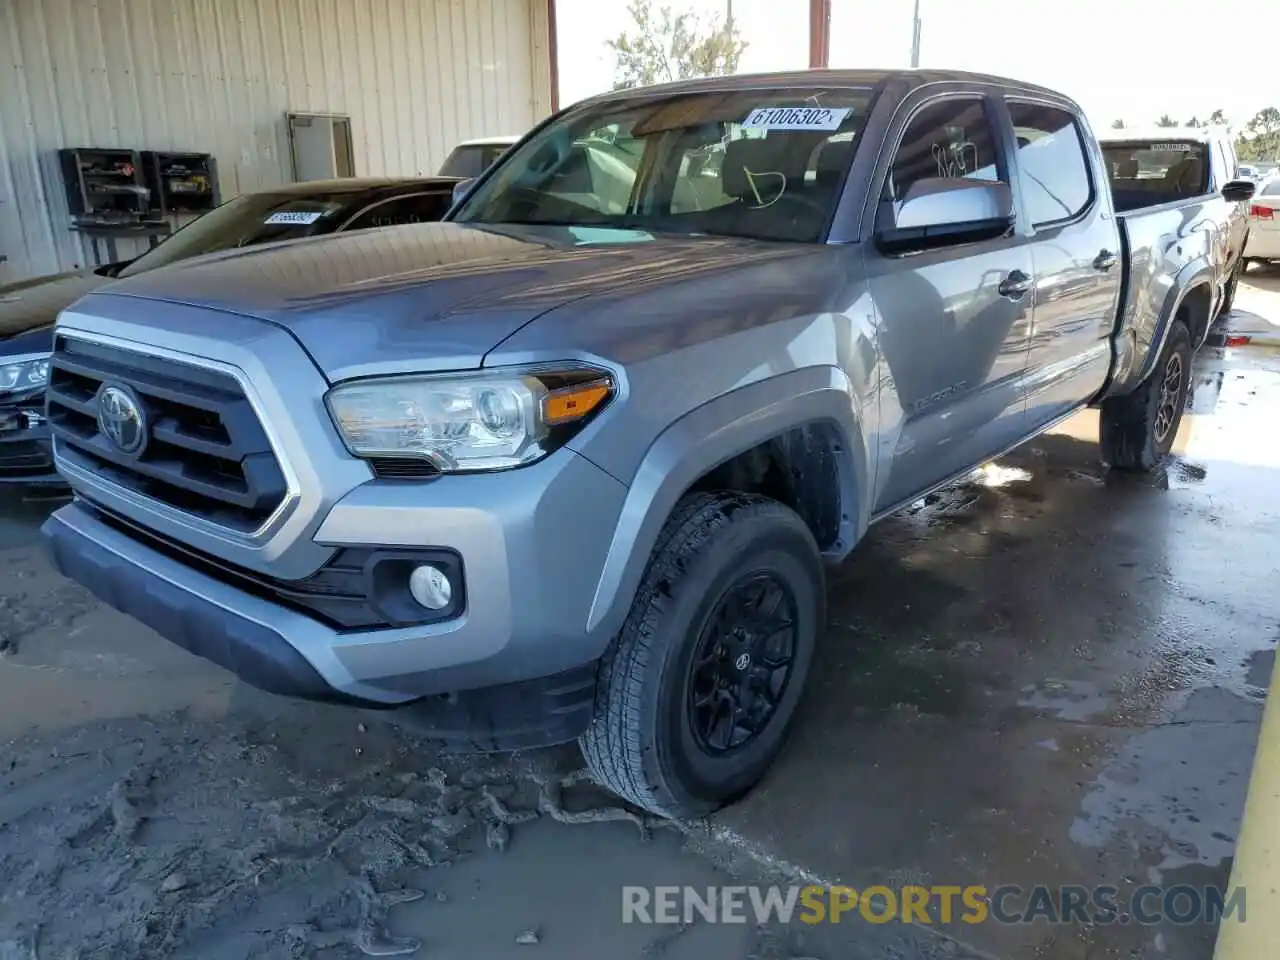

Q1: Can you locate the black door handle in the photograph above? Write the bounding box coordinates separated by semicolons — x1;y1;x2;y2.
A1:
998;269;1032;299
1093;249;1119;272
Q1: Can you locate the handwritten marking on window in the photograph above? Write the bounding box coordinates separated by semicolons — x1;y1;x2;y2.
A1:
931;140;979;179
743;169;786;208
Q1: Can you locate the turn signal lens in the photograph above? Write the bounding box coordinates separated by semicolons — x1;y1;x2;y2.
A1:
543;381;611;425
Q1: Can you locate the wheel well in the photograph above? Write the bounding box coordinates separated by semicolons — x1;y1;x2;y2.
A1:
1178;283;1213;347
687;423;846;552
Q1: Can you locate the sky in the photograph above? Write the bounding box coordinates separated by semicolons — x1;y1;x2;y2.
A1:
555;0;1279;132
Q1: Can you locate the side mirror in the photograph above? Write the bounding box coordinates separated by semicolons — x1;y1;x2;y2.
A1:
92;258;135;278
876;177;1015;254
1222;179;1257;203
451;178;477;207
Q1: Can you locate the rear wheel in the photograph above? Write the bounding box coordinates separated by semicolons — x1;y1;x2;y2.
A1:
580;492;824;818
1099;320;1192;471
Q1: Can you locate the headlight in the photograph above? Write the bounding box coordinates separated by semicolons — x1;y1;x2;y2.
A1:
325;366;613;472
0;357;51;394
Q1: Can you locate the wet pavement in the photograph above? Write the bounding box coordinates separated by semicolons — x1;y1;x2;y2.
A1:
711;324;1280;958
2;273;1279;958
1212;263;1280;347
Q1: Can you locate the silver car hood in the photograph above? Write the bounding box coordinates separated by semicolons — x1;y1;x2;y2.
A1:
87;222;811;381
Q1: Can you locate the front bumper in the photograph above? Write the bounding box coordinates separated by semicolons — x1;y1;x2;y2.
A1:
42;447;626;735
44;502;598;747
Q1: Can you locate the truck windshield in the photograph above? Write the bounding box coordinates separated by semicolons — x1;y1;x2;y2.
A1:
117;192;350;278
452;88;875;243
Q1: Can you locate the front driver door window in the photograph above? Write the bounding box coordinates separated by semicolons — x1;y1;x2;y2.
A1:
869;95;1034;512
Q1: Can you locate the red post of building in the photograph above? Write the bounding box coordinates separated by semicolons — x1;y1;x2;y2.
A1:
808;0;831;69
548;0;561;111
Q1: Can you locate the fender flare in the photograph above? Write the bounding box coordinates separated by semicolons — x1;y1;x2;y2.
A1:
1131;260;1214;390
584;365;869;639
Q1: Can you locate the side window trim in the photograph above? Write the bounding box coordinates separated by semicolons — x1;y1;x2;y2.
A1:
1004;96;1096;232
335;191;452;232
870;91;1010;236
1212;137;1235;191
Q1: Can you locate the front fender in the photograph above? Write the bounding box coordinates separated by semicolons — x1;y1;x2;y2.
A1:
584;365;868;638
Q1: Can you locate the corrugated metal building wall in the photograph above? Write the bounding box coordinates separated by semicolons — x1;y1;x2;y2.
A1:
0;0;553;282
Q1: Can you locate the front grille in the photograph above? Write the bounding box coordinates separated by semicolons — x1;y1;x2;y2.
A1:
47;336;288;532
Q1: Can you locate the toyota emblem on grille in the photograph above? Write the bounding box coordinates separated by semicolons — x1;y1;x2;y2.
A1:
96;384;148;455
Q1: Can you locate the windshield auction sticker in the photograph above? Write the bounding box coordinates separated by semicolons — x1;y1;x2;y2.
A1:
743;106;851;131
264;210;326;225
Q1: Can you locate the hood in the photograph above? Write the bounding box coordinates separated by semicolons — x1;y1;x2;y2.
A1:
92;222;812;381
0;270;105;347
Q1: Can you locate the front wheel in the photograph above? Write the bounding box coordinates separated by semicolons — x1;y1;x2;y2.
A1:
580;492;824;818
1099;320;1192;471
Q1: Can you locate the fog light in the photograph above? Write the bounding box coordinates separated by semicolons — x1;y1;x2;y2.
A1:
409;564;453;610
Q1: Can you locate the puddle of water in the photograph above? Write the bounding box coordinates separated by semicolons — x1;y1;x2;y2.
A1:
1069;688;1260;885
1018;678;1111;723
1245;649;1274;690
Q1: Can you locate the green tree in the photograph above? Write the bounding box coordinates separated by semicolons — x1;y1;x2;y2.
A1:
1236;106;1280;162
1156;114;1178;127
1186;116;1203;128
606;0;746;90
1110;118;1125;129
1208;108;1228;128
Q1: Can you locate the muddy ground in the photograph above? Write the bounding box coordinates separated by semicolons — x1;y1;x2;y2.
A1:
2;267;1279;959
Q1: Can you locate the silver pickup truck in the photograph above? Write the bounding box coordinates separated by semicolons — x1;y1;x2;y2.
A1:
41;70;1255;818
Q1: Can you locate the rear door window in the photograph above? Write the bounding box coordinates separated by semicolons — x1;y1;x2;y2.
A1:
1006;101;1093;227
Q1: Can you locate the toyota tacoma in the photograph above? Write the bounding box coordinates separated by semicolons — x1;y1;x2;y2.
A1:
42;70;1254;817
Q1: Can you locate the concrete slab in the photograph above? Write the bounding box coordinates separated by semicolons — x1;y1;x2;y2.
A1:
1215;264;1280;346
708;343;1280;959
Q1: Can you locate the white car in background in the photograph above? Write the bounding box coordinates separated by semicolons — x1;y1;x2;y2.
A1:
1245;176;1280;267
437;136;520;178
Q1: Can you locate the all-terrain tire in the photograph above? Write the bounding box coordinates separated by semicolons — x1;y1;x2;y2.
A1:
580;492;825;819
1099;320;1192;471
